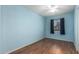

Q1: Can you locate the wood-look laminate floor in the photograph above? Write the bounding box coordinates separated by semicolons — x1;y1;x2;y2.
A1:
10;38;78;54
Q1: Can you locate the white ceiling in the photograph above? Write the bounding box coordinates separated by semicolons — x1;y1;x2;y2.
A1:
26;5;75;16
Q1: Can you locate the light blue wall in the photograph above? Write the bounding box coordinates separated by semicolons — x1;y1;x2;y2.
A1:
0;6;44;53
0;6;1;45
0;6;3;53
45;11;74;42
74;5;79;52
0;6;1;39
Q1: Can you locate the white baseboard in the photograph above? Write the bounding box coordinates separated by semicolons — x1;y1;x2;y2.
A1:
6;44;30;54
45;37;74;43
73;42;79;53
75;47;79;53
6;38;44;54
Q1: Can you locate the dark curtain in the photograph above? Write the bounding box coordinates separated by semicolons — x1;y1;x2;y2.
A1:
50;20;54;34
60;18;65;34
